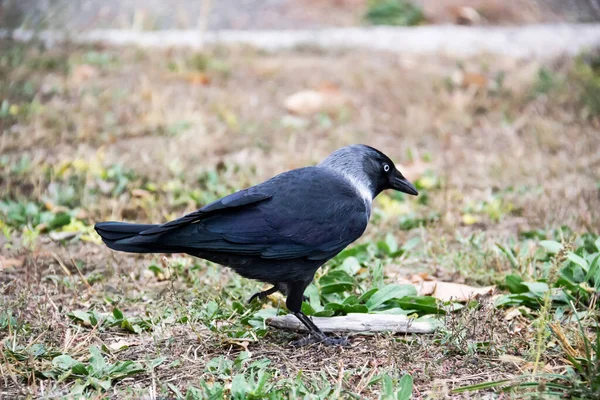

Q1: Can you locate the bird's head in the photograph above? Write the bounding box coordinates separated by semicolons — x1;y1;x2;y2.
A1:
319;144;418;200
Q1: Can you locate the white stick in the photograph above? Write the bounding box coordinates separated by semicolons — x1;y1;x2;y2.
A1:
267;313;436;334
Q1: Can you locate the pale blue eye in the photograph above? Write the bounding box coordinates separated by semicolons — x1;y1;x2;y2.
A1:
383;164;390;172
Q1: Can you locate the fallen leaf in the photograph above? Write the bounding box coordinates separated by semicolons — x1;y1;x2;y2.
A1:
409;272;431;283
71;64;99;83
454;6;481;25
415;281;495;302
185;72;210;85
284;88;347;115
499;354;553;373
0;256;24;269
49;231;78;241
462;72;488;88
462;213;480;225
131;188;152;198
504;308;523;320
109;339;142;352
224;339;250;351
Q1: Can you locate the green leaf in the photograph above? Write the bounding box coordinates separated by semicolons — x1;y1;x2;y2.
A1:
69;310;101;327
320;283;354;294
313;310;335;317
522;282;549;297
401;236;420;252
324;303;344;312
71;363;89;376
567;252;589;272
451;379;510;393
334;243;369;262
340;256;361;276
397;374;413;400
381;374;394;398
358;288;378;304
52;354;80;370
121;319;142;334
70;381;89;395
168;383;185;399
231;374;249;396
301;302;316;316
47;213;71;231
112;308;124;321
304;284;323;312
88;346;107;375
386;234;398;254
378;233;398;255
495;243;519;269
366;285;417;311
148;356;167;370
89;376;112;391
595;237;600;252
108;360;144;378
540;240;562;254
584;254;600;288
319;270;354;294
342;304;369;314
505;275;528;294
389;296;442;314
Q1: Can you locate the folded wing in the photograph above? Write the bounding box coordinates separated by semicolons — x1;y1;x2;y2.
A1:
118;167;369;261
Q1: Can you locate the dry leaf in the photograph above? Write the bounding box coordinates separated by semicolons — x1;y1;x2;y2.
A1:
71;64;99;83
131;188;152;198
109;339;142;351
0;256;24;269
284;88;347;115
416;281;495;302
504;308;523;320
455;7;482;25
49;231;78;241
462;72;488;88
185;72;210;86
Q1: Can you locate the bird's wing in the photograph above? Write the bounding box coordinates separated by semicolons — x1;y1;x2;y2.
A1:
158;167;369;260
138;190;271;236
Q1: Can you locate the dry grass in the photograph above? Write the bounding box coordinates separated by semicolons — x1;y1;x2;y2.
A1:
1;39;599;398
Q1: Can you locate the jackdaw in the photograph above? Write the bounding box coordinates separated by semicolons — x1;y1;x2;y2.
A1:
95;144;418;346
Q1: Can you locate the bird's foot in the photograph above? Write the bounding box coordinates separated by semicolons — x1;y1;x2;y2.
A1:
290;333;349;347
247;286;278;304
248;287;308;304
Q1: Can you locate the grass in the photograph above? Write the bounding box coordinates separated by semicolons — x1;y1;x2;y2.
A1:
0;39;599;398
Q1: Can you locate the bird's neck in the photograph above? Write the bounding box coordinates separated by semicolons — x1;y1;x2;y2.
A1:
338;171;374;205
317;154;375;207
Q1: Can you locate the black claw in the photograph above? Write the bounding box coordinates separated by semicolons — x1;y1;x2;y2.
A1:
247;292;261;304
247;286;279;304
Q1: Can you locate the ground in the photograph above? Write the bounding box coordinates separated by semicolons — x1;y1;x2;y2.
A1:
0;39;599;399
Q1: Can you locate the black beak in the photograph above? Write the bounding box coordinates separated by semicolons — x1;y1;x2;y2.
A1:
391;173;418;196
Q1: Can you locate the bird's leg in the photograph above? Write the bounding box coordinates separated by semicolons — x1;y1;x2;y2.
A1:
247;284;308;304
247;285;279;304
285;281;349;347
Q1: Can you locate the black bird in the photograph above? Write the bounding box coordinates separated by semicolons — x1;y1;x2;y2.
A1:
95;145;418;346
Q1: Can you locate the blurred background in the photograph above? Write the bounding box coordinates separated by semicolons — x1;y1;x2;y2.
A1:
1;1;599;399
2;0;600;29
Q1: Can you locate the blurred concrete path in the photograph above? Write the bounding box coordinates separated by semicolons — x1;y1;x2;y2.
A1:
2;0;600;31
6;23;600;58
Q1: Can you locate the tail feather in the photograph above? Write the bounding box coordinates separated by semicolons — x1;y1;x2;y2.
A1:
95;221;173;254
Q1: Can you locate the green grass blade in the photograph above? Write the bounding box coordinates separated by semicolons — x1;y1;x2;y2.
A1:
451;379;510;393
